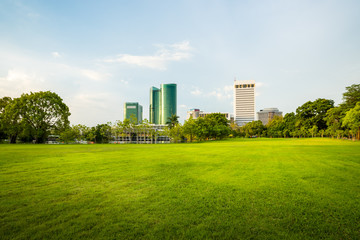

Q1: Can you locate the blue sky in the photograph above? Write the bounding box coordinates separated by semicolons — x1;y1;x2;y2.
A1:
0;0;359;126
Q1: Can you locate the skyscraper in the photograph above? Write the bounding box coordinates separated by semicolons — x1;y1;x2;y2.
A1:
149;83;177;125
234;80;255;126
149;87;160;124
124;102;143;124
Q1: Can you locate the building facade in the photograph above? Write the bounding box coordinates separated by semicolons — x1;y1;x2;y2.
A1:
234;80;256;126
186;109;231;121
186;108;200;119
124;102;143;124
257;108;283;125
149;83;177;125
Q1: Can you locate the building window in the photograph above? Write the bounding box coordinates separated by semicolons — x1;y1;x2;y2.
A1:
251;84;254;87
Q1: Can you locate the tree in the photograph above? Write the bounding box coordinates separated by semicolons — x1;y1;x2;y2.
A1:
59;126;78;143
165;123;183;143
203;113;230;140
167;114;179;129
342;102;360;140
296;98;334;131
325;107;343;138
266;116;284;138
341;84;360;110
15;91;70;143
0;97;13;141
183;117;196;142
242;121;265;138
2;97;23;143
283;112;296;137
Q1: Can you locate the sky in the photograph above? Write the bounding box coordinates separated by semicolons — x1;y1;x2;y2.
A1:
0;0;359;126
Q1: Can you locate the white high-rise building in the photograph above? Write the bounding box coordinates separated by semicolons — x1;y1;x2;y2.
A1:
234;80;255;126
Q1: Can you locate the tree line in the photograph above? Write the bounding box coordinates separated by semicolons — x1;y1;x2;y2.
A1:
233;84;360;140
0;84;359;143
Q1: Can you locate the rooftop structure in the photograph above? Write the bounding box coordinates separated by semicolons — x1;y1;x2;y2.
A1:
257;108;283;125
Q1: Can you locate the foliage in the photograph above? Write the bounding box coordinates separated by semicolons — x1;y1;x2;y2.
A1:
296;98;334;131
1;91;70;143
342;102;360;140
341;84;360;110
167;114;179;129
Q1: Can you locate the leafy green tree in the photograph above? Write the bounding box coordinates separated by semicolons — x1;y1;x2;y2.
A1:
309;125;318;138
15;91;70;143
283;113;296;137
59;127;77;143
342;102;360;140
183;117;196;142
72;124;89;141
167;114;179;129
341;84;360;110
266;116;284;138
296;98;334;132
204;113;230;140
165;123;183;143
242;121;265;138
0;97;13;141
325;107;343;138
2;97;24;143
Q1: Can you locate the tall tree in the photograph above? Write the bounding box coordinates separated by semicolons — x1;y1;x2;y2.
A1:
0;97;13;140
167;114;179;129
183;117;196;142
2;97;24;143
341;84;360;110
296;98;334;131
342;102;360;140
17;91;70;143
325;107;344;138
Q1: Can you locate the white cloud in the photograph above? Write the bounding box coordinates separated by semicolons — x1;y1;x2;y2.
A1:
80;69;110;81
120;79;128;85
52;52;61;58
190;85;233;100
104;41;193;70
180;104;187;108
70;93;110;110
191;89;202;96
0;69;45;97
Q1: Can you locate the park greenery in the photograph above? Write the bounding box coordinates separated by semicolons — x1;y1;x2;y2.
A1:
0;84;359;143
1;138;360;239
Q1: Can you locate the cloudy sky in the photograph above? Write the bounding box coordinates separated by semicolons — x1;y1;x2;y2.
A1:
0;0;359;126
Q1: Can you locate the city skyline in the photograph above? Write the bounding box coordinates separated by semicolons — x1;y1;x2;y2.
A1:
0;1;359;126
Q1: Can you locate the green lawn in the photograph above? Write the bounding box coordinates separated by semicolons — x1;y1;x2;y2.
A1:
1;138;360;239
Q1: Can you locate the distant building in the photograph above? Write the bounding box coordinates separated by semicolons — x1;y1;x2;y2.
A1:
257;108;283;125
186;108;200;119
150;83;177;125
234;80;255;126
186;109;231;121
124;102;143;124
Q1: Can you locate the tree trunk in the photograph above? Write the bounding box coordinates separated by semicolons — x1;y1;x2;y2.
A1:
9;135;17;143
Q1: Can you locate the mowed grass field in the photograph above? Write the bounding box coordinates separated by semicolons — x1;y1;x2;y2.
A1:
1;138;360;239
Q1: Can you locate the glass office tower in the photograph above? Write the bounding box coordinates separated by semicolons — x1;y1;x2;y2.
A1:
149;87;160;124
149;83;177;125
124;102;143;124
160;84;177;125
